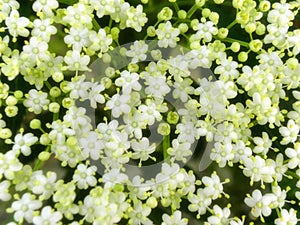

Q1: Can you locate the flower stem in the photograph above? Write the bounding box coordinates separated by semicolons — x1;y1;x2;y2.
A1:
186;4;198;19
163;133;170;161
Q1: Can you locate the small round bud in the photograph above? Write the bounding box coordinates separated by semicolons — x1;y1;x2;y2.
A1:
113;183;124;192
202;8;211;18
49;87;61;98
217;27;228;39
38;151;51;161
167;111;179;124
49;102;60;113
111;27;120;40
62;97;74;108
66;136;77;146
245;23;256;34
128;64;139;73
287;58;298;70
101;77;112;89
191;19;199;30
195;0;205;8
14;90;23;99
119;47;127;57
157;7;173;21
102;53;111;64
236;11;249;24
256;23;266;35
259;0;270;12
6;96;18;106
146;197;158;208
249;39;263;52
141;0;148;4
30;119;41;129
5;106;18;117
52;72;64;83
214;0;224;4
0;128;12;139
238;51;248;62
158;122;171;136
190;41;201;50
60;81;71;93
169;0;176;2
178;10;187;19
230;42;240;52
147;26;156;37
209;12;219;24
40;133;51;145
178;23;189;33
105;67;116;78
151;49;162;61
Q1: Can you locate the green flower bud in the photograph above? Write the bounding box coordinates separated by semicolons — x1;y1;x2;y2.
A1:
230;42;240;52
151;49;162;61
113;183;124;192
5;106;18;117
178;10;187;19
30;119;41;129
66;136;77;146
256;23;266;35
40;133;51;145
119;47;127;57
147;26;156;37
38;151;51;161
245;23;256;34
178;23;189;33
287;58;298;70
214;0;224;4
146;196;158;208
249;39;263;52
6;96;18;106
238;51;248;62
259;0;270;12
128;64;139;72
101;77;112;89
111;27;120;40
217;27;228;39
50;87;61;98
158;122;171;136
102;53;111;64
141;0;148;3
158;7;173;21
105;67;116;78
60;81;71;93
236;11;249;24
0;128;12;139
167;111;179;124
62;97;74;108
14;90;23;99
202;8;211;18
195;0;206;8
209;12;219;24
52;72;64;83
49;102;60;113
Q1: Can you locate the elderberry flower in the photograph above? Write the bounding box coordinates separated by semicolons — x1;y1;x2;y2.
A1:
206;205;231;225
156;21;180;48
12;133;38;156
275;208;298;225
5;10;30;41
32;0;59;17
162;210;188;225
126;40;148;64
23;89;50;114
32;206;62;225
73;163;97;189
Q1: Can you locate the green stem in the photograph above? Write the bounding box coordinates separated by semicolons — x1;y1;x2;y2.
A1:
222;37;249;48
173;2;180;13
163;134;170;160
286;170;300;180
33;146;50;171
226;20;237;29
92;18;101;31
186;4;199;19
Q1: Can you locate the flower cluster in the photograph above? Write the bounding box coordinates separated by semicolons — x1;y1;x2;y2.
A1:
0;0;300;224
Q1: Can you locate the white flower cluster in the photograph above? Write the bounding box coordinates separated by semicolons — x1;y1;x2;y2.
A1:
0;0;300;224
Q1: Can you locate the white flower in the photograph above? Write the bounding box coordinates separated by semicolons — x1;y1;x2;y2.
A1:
89;82;105;108
73;163;97;189
188;188;212;216
279;119;299;145
5;10;30;40
0;180;11;201
168;139;192;163
126;40;148;64
102;168;128;188
145;75;171;98
64;50;90;72
11;193;42;223
32;206;62;225
207;205;231;225
126;5;148;32
115;70;142;94
131;137;156;164
210;141;234;168
244;189;273;218
162;210;188;225
22;36;50;63
285;142;300;169
31;18;57;42
267;3;294;27
129;201;153;225
202;172;225;200
32;0;59;17
191;21;218;43
253;132;273;155
64;27;90;51
106;93;131;118
156;21;180;48
0;150;23;180
214;57;239;81
88;28;112;53
12;133;38;156
275;208;298;225
23;89;50;114
172;77;194;102
62;3;93;28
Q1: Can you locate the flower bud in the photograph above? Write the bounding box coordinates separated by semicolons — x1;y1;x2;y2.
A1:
158;122;171;135
50;87;61;98
49;102;60;113
178;10;187;19
238;51;248;62
6;96;18;106
30;119;41;129
157;7;173;21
